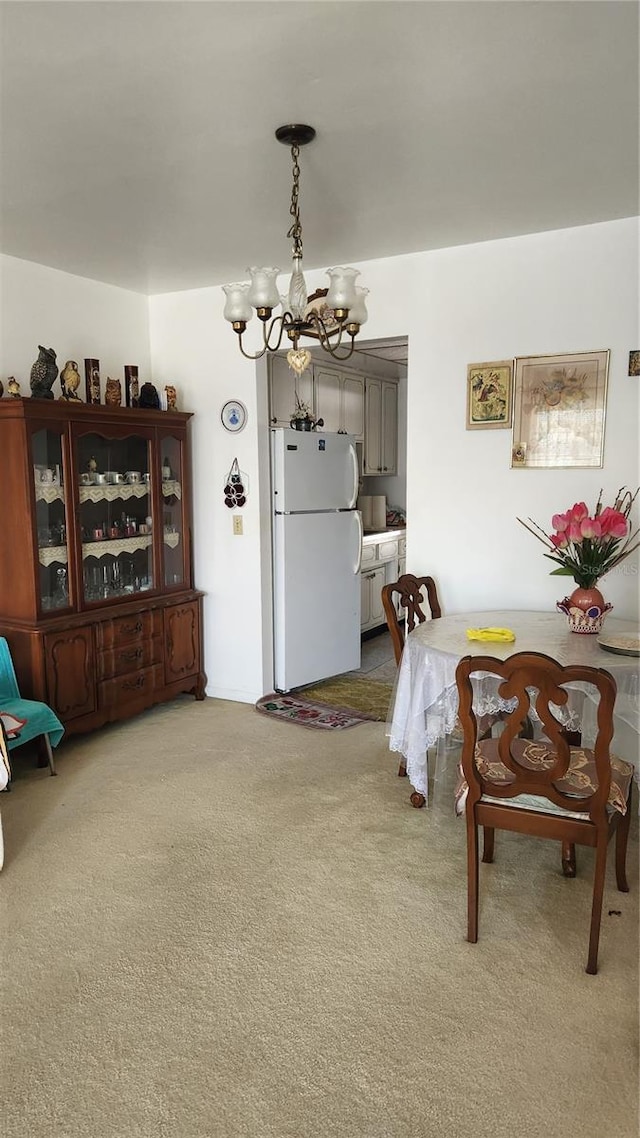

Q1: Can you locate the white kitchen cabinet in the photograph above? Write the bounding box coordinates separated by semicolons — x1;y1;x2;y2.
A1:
361;567;386;631
360;533;404;632
269;354;314;427
315;366;364;439
364;378;398;474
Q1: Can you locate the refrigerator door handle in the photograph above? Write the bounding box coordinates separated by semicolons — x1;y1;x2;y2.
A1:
348;442;358;509
354;510;363;574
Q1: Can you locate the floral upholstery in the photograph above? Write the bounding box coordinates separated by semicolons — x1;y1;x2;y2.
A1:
455;736;634;819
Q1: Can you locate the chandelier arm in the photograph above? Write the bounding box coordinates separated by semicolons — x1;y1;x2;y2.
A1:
262;315;289;353
306;311;348;346
318;335;358;362
236;315;291;360
236;334;269;362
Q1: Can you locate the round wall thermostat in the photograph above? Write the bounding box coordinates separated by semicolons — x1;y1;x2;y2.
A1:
221;400;247;433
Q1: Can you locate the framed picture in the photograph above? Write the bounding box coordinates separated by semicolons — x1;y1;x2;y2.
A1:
466;360;513;429
629;350;640;376
511;350;610;468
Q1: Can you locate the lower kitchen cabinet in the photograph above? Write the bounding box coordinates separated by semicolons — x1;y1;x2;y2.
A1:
360;532;406;632
361;567;387;631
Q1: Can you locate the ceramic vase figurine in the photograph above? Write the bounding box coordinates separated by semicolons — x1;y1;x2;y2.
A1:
557;585;613;634
124;365;139;408
84;359;101;404
30;346;58;399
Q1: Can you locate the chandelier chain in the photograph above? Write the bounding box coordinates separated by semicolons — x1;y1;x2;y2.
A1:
287;144;303;259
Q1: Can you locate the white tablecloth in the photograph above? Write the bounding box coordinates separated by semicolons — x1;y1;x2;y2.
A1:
387;610;639;800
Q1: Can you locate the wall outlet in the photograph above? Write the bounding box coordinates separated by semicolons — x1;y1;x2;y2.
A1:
233;515;243;536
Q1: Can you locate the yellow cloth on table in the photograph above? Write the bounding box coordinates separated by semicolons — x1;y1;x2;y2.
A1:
466;627;516;643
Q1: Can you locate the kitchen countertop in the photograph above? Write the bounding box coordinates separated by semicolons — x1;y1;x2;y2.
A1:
362;527;406;542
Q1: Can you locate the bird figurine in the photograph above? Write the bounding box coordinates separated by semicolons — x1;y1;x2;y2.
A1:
7;376;21;398
30;346;58;399
59;360;82;401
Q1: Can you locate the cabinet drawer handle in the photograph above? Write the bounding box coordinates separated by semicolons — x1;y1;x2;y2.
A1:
121;621;143;636
122;675;146;691
120;647;143;662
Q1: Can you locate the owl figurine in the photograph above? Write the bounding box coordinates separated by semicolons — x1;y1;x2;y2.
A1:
104;377;122;406
60;360;82;401
30;345;58;399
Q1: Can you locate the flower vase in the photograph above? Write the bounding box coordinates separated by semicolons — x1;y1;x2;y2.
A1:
557;585;613;634
291;416;314;431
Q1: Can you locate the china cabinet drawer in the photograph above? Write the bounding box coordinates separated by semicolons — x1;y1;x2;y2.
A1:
96;610;162;650
97;636;163;681
398;538;406;557
361;544;376;566
98;663;163;708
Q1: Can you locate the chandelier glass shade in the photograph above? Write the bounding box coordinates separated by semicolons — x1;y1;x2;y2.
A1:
222;125;368;377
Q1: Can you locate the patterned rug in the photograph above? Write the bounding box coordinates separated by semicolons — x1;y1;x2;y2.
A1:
255;677;395;731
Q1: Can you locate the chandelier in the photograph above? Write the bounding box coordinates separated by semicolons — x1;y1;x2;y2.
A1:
222;125;368;377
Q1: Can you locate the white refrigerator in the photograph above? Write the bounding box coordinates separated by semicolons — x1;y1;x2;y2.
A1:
271;428;362;692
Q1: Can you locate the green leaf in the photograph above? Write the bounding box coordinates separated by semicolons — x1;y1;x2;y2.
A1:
549;567;573;576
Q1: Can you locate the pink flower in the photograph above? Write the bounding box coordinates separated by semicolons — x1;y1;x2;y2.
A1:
598;507;628;539
566;502;589;524
567;522;583;543
551;512;570;532
550;533;569;549
579;516;602;540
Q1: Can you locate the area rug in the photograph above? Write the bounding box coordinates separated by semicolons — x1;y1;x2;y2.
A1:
255;677;394;731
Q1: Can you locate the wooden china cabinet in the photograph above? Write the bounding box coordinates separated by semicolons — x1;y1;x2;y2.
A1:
0;398;206;737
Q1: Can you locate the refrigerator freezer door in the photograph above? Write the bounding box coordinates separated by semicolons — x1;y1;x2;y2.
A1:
272;429;358;512
273;510;361;691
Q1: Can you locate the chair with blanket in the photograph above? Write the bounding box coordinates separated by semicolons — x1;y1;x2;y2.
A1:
0;720;10;870
455;650;633;974
0;637;64;776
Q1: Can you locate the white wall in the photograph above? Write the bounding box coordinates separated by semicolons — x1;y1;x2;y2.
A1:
3;219;638;708
151;217;639;704
407;219;640;619
0;254;150;385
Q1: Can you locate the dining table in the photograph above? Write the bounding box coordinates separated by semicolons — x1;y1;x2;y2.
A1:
386;609;640;806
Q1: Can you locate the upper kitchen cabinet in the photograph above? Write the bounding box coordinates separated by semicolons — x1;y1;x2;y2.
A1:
0;398;205;737
269;354;313;427
314;366;364;439
363;378;398;475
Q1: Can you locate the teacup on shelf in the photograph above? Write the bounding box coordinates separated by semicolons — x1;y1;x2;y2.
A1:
126;471;141;484
94;473;108;485
106;471;124;484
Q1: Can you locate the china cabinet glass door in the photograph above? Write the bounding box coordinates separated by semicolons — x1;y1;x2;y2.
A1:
159;434;185;589
32;426;71;612
75;430;154;603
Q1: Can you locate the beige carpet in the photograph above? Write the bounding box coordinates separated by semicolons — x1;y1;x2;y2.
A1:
2;696;638;1138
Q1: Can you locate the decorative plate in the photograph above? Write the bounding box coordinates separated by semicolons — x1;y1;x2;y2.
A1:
221;399;247;433
597;631;640;657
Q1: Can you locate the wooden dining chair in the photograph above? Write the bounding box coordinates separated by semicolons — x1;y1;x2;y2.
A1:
455;650;633;974
381;574;442;666
381;574;442;797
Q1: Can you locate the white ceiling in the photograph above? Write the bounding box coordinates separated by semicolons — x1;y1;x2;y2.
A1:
1;2;638;296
